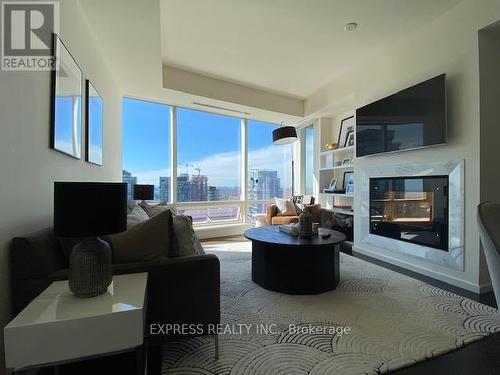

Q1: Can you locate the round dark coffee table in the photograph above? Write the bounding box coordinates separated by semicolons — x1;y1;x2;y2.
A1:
244;226;346;295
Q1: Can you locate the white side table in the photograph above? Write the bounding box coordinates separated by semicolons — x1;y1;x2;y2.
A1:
4;273;148;373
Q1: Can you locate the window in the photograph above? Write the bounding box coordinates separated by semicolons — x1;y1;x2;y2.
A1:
247;120;293;220
176;108;241;202
304;125;315;195
122;98;171;201
122;98;300;227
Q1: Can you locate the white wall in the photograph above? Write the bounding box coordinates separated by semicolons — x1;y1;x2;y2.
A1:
0;1;121;367
305;0;500;292
163;65;304;117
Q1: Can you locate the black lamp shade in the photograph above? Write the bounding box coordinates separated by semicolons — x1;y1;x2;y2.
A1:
54;182;127;237
272;126;298;145
134;184;154;200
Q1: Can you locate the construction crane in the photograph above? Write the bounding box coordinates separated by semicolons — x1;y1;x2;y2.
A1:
184;164;193;175
194;162;202;175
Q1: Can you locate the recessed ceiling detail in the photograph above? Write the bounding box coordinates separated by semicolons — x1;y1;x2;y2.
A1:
161;0;461;99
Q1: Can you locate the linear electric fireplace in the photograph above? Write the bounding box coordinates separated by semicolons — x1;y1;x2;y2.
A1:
370;176;449;251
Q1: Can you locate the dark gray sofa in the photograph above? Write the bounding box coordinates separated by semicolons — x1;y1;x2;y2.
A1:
10;227;220;341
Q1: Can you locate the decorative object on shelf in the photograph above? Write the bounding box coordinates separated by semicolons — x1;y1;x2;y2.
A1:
346;131;355;147
329;178;337;190
85;80;103;165
51;34;83;159
325;143;337;150
54;182;127;297
341;158;351;166
343;171;355;191
346;183;354;195
134;184;154;203
299;211;313;238
273;122;298;194
337;116;355;149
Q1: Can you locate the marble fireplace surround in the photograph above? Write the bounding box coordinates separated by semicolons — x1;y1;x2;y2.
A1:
358;160;464;271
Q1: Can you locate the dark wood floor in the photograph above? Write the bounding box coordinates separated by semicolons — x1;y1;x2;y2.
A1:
39;238;499;375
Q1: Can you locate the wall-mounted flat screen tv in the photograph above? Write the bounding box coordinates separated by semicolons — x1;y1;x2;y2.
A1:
356;74;446;157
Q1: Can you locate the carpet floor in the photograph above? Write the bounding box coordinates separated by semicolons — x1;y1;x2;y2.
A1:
161;241;500;374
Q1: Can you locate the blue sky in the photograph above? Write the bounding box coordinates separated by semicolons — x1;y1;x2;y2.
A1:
122;97;294;189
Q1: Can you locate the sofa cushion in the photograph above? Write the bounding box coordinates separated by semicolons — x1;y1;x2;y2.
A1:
172;215;200;257
303;204;321;223
111;209;174;263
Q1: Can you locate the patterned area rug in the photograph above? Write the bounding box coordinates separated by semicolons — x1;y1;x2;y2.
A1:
162;241;500;374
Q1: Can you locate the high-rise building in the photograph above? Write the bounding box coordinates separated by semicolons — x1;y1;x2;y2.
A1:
159;176;170;203
248;169;282;200
208;186;220;201
190;174;208;201
122;170;137;200
177;173;190;202
247;169;282;220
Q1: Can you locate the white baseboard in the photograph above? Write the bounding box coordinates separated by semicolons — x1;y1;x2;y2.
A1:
194;223;250;240
479;282;493;294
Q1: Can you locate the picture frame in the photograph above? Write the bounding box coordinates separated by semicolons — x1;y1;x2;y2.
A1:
50;34;83;159
328;178;337;190
85;79;103;166
293;195;304;204
346;183;354;195
345;131;355;147
341;158;351;166
337;116;354;149
343;171;354;191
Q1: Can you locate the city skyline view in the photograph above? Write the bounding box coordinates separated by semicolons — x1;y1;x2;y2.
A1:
122;98;294;203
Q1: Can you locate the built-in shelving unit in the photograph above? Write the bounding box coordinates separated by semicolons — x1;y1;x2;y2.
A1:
317;113;356;242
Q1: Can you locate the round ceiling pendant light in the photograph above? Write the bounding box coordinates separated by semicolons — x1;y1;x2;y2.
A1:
272;124;298;145
344;22;358;31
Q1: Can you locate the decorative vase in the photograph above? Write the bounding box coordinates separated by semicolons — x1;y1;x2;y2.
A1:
68;237;112;297
299;211;313;238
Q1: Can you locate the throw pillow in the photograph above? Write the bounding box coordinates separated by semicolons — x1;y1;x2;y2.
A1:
274;197;297;216
127;200;138;214
111;209;173;263
139;202;178;218
303;204;321;222
127;205;150;227
172;215;199;257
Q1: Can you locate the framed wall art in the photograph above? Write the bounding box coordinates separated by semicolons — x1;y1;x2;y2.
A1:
50;34;83;159
85;79;103;165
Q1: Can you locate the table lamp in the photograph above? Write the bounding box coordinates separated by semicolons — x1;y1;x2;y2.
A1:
54;182;127;297
133;184;154;203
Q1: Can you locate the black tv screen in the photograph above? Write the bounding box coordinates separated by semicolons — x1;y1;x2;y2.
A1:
356;74;446;157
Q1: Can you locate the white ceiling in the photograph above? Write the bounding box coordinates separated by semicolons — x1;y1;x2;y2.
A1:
161;0;462;99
